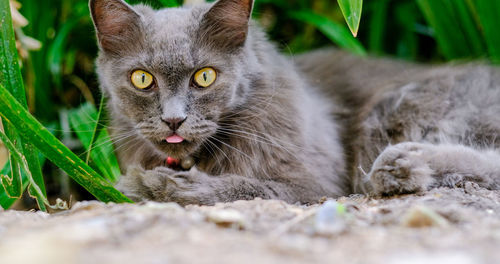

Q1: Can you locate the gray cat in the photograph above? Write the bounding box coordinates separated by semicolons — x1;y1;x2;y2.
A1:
90;0;500;205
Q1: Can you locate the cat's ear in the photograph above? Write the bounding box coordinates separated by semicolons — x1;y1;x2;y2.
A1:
89;0;143;55
199;0;254;51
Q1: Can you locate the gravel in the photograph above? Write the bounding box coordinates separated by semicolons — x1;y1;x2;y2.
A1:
0;185;499;264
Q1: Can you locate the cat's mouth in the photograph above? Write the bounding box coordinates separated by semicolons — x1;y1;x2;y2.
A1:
146;129;211;159
159;136;187;145
156;133;193;146
153;133;202;159
165;134;185;144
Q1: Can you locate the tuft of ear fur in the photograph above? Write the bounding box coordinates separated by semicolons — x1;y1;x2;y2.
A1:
89;0;143;55
199;0;254;51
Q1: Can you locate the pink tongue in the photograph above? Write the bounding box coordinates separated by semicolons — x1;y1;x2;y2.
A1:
166;135;184;144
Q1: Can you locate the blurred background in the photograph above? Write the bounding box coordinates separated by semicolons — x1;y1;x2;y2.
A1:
3;0;499;208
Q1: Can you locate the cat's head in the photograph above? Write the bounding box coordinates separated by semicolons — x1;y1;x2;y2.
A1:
90;0;255;158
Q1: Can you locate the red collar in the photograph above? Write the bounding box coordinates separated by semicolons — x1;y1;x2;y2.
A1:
166;156;195;170
166;156;181;168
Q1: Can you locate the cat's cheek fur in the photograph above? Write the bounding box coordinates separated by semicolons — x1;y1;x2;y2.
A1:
114;88;159;121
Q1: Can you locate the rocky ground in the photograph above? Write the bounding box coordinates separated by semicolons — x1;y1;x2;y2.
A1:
0;184;499;264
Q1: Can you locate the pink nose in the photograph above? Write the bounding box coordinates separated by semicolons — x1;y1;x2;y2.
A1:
161;117;186;131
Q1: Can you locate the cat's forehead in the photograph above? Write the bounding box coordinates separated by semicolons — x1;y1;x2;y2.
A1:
148;8;200;38
137;6;208;67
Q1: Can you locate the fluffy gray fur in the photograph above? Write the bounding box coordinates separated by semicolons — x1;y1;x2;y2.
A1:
90;0;500;205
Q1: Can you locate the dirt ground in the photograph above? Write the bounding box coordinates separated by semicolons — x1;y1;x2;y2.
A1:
0;184;499;264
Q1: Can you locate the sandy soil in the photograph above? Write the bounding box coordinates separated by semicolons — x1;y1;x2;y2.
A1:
0;184;499;264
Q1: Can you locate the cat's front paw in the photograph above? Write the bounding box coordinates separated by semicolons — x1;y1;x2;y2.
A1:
116;166;217;205
151;167;219;206
369;142;435;195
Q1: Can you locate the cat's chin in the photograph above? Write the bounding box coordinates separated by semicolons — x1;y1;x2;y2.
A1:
153;139;202;159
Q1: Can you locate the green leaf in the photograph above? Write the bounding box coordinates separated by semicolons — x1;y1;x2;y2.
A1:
69;102;121;183
337;0;363;37
417;0;486;60
0;0;24;200
367;0;388;54
47;2;90;91
0;151;47;210
86;97;106;165
288;10;366;55
0;83;132;204
394;2;419;60
0;131;56;209
158;0;181;7
0;0;46;211
475;0;500;62
0;160;28;209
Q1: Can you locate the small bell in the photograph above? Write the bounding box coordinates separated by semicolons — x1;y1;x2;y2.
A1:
181;156;195;170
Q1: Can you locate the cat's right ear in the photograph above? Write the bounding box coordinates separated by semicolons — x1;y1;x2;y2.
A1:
199;0;254;51
89;0;142;55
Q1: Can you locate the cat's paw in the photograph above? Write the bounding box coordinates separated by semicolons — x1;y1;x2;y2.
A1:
116;166;217;205
368;142;436;196
149;167;217;206
163;168;219;205
115;166;156;202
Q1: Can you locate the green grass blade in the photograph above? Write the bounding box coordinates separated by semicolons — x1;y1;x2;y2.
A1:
47;2;91;92
19;0;58;119
450;0;486;57
0;0;24;199
1;152;46;210
0;0;26;103
394;2;419;60
337;0;363;37
0;83;132;204
0;156;23;199
475;0;500;62
86;97;106;165
367;0;388;54
158;0;181;7
47;18;81;91
417;0;486;60
0;131;52;209
0;0;46;210
417;0;462;59
288;10;366;55
69;102;121;183
0;160;28;209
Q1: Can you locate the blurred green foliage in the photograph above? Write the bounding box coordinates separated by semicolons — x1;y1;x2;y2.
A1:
17;0;499;121
2;0;500;209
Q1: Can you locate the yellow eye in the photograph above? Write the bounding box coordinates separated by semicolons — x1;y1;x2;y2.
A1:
131;70;154;90
193;67;217;88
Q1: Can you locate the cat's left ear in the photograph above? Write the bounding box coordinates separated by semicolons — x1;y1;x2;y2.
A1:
199;0;254;51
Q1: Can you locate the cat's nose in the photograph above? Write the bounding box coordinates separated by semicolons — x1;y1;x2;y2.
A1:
162;116;187;131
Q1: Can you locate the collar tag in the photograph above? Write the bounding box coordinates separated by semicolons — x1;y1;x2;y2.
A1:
166;156;195;170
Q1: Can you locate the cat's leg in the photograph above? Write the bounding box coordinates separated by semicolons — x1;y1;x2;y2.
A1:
368;142;500;195
116;167;298;205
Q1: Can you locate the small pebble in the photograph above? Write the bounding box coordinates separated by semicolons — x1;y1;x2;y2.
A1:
401;206;449;228
70;201;107;212
314;200;347;235
207;209;246;229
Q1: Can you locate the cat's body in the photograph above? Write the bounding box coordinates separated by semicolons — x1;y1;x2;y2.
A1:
298;50;500;194
90;0;500;205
